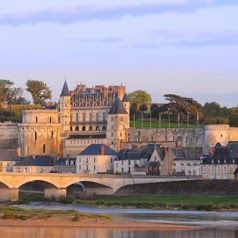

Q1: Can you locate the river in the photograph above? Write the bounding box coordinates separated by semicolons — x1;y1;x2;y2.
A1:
1;202;238;238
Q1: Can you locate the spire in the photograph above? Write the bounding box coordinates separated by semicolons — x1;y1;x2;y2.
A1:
122;93;129;102
108;98;128;115
60;81;70;97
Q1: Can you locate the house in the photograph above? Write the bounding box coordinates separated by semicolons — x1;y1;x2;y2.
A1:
53;157;76;173
0;149;21;172
201;142;238;179
13;155;55;173
114;144;164;175
146;145;165;175
170;147;203;176
76;144;118;174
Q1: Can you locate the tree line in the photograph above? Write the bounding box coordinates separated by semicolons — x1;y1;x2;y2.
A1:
0;79;52;122
128;90;238;127
0;81;237;127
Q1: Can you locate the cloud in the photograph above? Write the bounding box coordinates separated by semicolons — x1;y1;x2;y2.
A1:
0;0;237;26
173;31;238;48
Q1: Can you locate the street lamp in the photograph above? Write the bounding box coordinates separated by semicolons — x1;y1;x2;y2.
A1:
187;112;190;127
158;113;162;128
168;109;172;128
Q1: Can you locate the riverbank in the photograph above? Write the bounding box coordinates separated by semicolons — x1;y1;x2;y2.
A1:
0;214;201;230
0;205;201;230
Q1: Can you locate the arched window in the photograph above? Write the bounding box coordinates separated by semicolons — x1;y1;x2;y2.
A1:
96;126;99;131
75;126;79;131
82;126;86;131
43;144;46;154
89;126;92;131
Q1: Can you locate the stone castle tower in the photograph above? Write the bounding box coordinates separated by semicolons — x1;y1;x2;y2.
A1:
106;98;130;151
18;81;130;157
59;81;71;134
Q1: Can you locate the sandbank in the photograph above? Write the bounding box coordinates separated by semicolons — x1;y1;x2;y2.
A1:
0;216;201;230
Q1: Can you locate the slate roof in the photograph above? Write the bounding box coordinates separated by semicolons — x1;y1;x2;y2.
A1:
60;81;70;97
0;149;21;161
122;93;129;102
54;157;76;165
116;144;164;161
172;147;203;160
108;98;128;115
79;144;118;156
203;144;238;164
16;155;55;166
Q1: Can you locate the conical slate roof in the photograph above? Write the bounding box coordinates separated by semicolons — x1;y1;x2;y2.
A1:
60;81;70;97
122;93;129;102
108;98;128;115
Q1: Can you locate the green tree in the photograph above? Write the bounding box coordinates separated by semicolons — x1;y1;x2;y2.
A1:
128;90;152;104
26;80;52;105
0;79;14;103
139;103;148;112
163;94;202;123
7;87;30;105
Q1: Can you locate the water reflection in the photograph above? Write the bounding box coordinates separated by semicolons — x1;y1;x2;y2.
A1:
0;227;238;238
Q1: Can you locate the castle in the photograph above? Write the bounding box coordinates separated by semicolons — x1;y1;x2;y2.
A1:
18;81;130;157
16;81;238;158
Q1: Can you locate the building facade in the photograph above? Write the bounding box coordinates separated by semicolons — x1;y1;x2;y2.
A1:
18;82;129;157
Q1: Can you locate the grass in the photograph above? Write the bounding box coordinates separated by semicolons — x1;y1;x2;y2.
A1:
17;192;238;211
73;194;238;211
0;205;112;221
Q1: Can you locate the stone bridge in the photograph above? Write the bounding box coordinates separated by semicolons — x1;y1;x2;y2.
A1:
0;173;201;201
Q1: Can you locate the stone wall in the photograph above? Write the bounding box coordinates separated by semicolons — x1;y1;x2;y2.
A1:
0;122;18;149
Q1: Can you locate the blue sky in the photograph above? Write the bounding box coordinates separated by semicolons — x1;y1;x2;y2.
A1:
1;0;238;106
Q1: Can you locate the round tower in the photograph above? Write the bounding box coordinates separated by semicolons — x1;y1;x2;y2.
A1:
122;93;130;115
106;98;129;151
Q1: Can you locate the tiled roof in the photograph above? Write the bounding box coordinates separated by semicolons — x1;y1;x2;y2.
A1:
16;155;55;166
0;149;21;161
60;81;70;97
122;93;129;102
108;98;128;115
79;144;117;156
54;157;76;165
172;147;203;159
116;144;164;161
203;147;238;164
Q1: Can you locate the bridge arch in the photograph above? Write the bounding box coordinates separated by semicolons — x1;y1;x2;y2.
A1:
0;180;11;189
15;177;61;189
63;178;113;189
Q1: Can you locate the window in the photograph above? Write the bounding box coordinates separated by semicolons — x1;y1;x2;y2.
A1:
51;131;54;139
49;117;52;123
34;132;37;141
36;116;38;123
43;144;46;153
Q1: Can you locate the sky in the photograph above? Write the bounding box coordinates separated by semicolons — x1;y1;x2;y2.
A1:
1;0;238;107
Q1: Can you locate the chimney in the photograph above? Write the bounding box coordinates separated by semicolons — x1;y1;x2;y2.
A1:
100;145;105;155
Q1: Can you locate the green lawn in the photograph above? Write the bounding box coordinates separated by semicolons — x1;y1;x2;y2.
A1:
75;194;238;210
